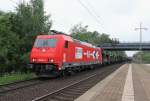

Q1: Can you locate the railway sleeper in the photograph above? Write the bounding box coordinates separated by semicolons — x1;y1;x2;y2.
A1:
58;92;81;98
60;90;83;96
51;95;75;101
69;86;89;90
64;88;86;93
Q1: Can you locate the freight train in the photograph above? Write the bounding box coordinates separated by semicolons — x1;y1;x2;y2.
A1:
30;30;125;77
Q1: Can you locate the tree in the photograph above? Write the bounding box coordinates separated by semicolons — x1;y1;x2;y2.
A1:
70;23;88;34
9;0;52;69
11;0;52;37
70;23;112;45
0;0;53;75
133;51;150;63
10;0;52;51
0;12;20;75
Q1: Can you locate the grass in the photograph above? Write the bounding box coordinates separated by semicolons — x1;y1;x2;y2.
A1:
0;73;36;85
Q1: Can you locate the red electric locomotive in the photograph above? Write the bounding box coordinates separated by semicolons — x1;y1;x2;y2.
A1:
30;30;103;77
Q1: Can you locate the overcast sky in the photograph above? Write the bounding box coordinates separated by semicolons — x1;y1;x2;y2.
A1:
0;0;150;56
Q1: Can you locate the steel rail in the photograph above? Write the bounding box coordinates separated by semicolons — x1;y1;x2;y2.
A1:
32;66;116;101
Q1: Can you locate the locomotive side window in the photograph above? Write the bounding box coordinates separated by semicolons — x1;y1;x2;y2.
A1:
64;41;68;48
34;38;57;47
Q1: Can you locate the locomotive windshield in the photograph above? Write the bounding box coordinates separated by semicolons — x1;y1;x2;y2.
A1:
34;38;57;47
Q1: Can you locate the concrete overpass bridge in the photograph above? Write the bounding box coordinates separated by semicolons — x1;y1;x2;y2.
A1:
98;42;150;51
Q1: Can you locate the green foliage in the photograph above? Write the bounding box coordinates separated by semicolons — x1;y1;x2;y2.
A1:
11;0;52;37
133;51;150;63
11;0;52;68
0;73;36;85
70;23;112;46
0;0;52;75
0;12;20;74
10;0;52;51
70;23;88;34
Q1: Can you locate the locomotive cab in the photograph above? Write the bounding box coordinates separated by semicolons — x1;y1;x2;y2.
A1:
30;33;72;77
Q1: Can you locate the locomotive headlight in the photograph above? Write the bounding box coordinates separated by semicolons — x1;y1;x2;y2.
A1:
32;58;36;62
50;59;54;62
58;67;61;70
49;59;54;62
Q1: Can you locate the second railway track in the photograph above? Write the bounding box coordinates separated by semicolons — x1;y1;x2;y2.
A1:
0;78;44;94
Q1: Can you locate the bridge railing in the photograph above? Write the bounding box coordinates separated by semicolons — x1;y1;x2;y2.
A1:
99;42;150;51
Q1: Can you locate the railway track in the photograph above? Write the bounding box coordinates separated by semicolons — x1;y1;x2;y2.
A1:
32;65;118;101
0;64;123;101
0;78;43;94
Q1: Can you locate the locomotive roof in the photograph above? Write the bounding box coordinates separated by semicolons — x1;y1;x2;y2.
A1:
37;34;73;42
37;30;100;49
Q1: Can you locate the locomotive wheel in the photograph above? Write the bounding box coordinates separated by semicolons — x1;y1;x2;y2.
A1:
89;65;94;70
61;70;70;77
61;70;67;77
61;68;75;77
76;66;81;72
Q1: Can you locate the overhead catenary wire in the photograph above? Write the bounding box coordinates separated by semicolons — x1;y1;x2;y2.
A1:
77;0;104;29
10;0;19;5
86;0;104;25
